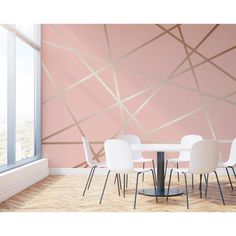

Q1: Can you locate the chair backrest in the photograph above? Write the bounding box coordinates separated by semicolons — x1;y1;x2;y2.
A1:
188;140;219;174
178;135;203;161
104;139;134;173
118;134;142;160
228;138;236;166
82;137;94;166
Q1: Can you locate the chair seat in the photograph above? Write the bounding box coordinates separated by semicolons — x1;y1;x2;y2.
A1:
133;158;153;163
93;162;106;168
171;168;186;174
168;158;189;163
110;168;153;174
217;162;230;168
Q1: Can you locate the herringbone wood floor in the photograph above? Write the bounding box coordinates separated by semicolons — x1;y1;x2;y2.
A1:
1;174;236;212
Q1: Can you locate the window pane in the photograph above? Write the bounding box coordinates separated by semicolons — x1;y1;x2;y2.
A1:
0;27;7;167
16;38;35;161
16;24;35;41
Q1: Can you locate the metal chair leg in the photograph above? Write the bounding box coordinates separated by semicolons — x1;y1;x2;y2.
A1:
116;174;120;196
114;174;117;184
134;173;141;210
152;160;157;185
99;170;111;204
82;166;95;196
225;167;233;190
118;174;122;190
199;174;202;198
142;162;145;181
126;174;128;188
228;166;236;179
166;169;173;202
214;171;225;205
164;160;168;182
123;174;126;198
192;174;194;190
205;173;209;197
177;162;180;182
151;169;158;203
183;172;189;209
87;166;96;190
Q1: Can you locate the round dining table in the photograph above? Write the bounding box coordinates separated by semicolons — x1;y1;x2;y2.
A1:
131;144;191;197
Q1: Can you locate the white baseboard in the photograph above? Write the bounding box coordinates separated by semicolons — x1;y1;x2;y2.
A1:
0;159;49;203
50;167;228;176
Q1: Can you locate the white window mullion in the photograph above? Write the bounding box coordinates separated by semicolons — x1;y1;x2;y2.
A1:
7;29;16;166
34;25;41;158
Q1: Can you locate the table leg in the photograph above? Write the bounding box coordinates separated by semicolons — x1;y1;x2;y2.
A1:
139;151;183;197
157;151;165;191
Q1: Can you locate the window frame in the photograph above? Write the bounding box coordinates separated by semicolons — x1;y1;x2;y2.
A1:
0;24;41;173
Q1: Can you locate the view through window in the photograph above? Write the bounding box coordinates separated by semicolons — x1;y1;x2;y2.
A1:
0;24;41;171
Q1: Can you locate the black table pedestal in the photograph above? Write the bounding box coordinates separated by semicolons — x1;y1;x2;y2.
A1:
138;151;184;197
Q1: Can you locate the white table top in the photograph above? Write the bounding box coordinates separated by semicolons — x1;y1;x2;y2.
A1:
131;144;191;152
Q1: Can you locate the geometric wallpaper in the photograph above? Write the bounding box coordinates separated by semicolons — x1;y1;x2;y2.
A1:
41;24;236;168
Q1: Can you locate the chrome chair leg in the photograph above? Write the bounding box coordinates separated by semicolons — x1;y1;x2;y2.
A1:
123;174;126;198
199;174;203;198
126;174;128;188
99;170;111;204
176;162;180;182
183;172;189;209
134;173;141;209
87;166;96;190
164;160;168;182
192;174;194;190
118;174;122;190
82;166;95;196
205;173;209;197
214;171;225;205
225;167;233;190
142;162;145;181
116;174;120;196
166;169;173;202
228;166;236;179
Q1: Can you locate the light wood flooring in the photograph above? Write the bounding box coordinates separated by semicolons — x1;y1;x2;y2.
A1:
1;174;236;212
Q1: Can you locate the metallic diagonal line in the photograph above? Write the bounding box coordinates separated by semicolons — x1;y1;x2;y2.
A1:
42;123;76;141
178;25;217;139
72;162;87;168
157;24;219;78
149;90;236;134
53;25;147;134
157;24;236;82
74;52;148;134
42;62;98;158
172;45;236;80
117;46;236;107
43;40;105;62
104;24;125;133
123;64;236;106
41;81;161;142
116;24;181;62
41;42;110;104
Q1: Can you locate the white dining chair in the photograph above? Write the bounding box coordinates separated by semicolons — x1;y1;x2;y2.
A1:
82;137;107;196
166;140;225;209
166;135;203;187
99;139;157;210
217;138;236;190
118;135;156;184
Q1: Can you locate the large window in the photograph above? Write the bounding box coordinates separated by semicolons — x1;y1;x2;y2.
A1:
0;24;41;172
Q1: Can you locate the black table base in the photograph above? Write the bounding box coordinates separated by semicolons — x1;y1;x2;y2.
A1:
139;151;184;197
139;187;183;197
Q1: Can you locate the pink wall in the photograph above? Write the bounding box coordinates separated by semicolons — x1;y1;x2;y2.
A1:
41;24;236;168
